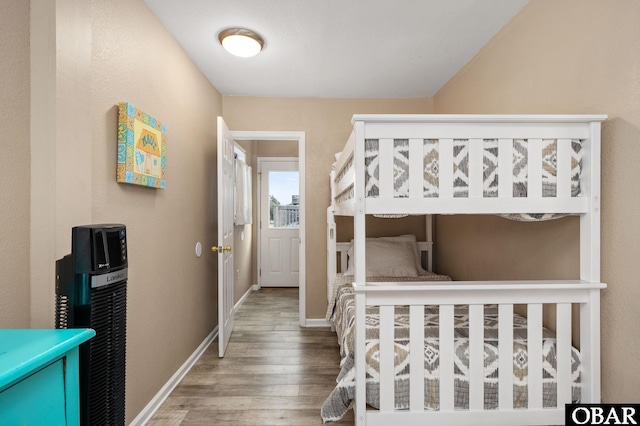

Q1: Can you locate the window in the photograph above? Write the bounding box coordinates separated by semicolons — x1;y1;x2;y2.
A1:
268;171;299;228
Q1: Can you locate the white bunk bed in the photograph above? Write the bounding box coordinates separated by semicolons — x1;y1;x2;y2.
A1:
322;114;607;426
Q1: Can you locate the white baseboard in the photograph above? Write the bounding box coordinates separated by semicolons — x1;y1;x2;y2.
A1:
234;285;254;313
303;318;331;327
252;283;260;291
130;326;218;426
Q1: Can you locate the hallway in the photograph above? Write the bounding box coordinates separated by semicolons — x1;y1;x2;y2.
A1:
148;288;354;425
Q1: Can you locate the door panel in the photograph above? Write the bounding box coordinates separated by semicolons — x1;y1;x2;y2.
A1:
290;238;300;272
260;160;299;287
268;238;282;272
216;117;235;357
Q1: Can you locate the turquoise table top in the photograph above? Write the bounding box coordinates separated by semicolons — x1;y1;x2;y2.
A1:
0;328;95;391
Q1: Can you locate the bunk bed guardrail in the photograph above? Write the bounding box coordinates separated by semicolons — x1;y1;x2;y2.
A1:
331;114;605;217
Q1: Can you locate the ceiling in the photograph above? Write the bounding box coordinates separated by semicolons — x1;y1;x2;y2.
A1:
143;0;528;99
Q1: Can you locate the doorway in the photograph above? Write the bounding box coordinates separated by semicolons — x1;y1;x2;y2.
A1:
259;159;300;287
229;131;307;326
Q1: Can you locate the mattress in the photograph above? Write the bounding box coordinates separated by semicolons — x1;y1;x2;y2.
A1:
325;272;452;323
321;275;582;423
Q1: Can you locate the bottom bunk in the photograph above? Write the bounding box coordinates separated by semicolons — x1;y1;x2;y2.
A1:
321;276;588;424
322;277;604;425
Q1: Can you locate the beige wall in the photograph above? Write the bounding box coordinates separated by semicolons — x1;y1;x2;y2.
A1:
257;139;298;158
0;0;30;328
30;0;94;329
91;0;221;421
434;0;640;403
222;97;433;318
336;216;428;245
1;0;221;420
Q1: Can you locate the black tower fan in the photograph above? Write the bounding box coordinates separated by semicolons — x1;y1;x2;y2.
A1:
56;224;128;425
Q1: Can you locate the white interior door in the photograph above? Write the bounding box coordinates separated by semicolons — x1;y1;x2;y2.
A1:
215;116;234;357
259;160;299;287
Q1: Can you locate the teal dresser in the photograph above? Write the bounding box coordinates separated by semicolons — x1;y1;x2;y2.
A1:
0;328;95;426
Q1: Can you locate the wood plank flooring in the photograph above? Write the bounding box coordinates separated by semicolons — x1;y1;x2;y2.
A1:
147;288;354;426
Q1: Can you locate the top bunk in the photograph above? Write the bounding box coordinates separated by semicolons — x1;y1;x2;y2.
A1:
330;114;607;218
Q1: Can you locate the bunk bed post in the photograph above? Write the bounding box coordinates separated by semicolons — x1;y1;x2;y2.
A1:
352;119;367;425
327;206;336;301
579;119;603;404
581;289;602;403
426;215;433;272
580;120;602;283
327;206;337;332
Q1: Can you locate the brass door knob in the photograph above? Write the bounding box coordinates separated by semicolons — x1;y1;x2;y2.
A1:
211;246;232;253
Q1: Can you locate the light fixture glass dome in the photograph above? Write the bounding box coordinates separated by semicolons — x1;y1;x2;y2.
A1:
219;28;264;58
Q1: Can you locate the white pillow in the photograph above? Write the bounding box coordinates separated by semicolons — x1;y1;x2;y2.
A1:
344;240;418;277
343;234;427;275
376;234;427;274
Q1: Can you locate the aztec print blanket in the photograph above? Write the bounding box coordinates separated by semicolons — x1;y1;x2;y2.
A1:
321;276;581;423
362;138;583;221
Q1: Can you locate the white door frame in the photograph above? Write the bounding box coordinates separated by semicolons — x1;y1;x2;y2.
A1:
257;157;299;288
230;131;307;327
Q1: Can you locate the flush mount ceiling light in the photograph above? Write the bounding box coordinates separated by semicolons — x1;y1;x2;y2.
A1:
218;28;264;58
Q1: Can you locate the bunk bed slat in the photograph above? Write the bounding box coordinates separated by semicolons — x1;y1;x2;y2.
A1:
409;305;425;412
379;305;395;411
556;303;572;407
469;139;484;198
330;170;336;204
498;304;514;410
333;130;355;180
332;149;356;211
333;178;353;206
340;251;348;274
439;139;454;198
498;139;513;199
409;138;423;200
527;303;543;409
394;139;410;198
528;139;543;199
469;304;485;410
379;139;394;199
425;216;433;271
557;139;572;198
439;304;455;411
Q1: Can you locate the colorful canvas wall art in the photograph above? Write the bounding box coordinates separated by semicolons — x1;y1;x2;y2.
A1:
117;102;166;189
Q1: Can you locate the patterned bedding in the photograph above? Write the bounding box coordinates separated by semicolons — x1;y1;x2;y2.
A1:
363;138;583;221
320;275;581;423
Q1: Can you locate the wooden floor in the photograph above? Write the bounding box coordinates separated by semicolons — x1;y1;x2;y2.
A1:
147;288;354;425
